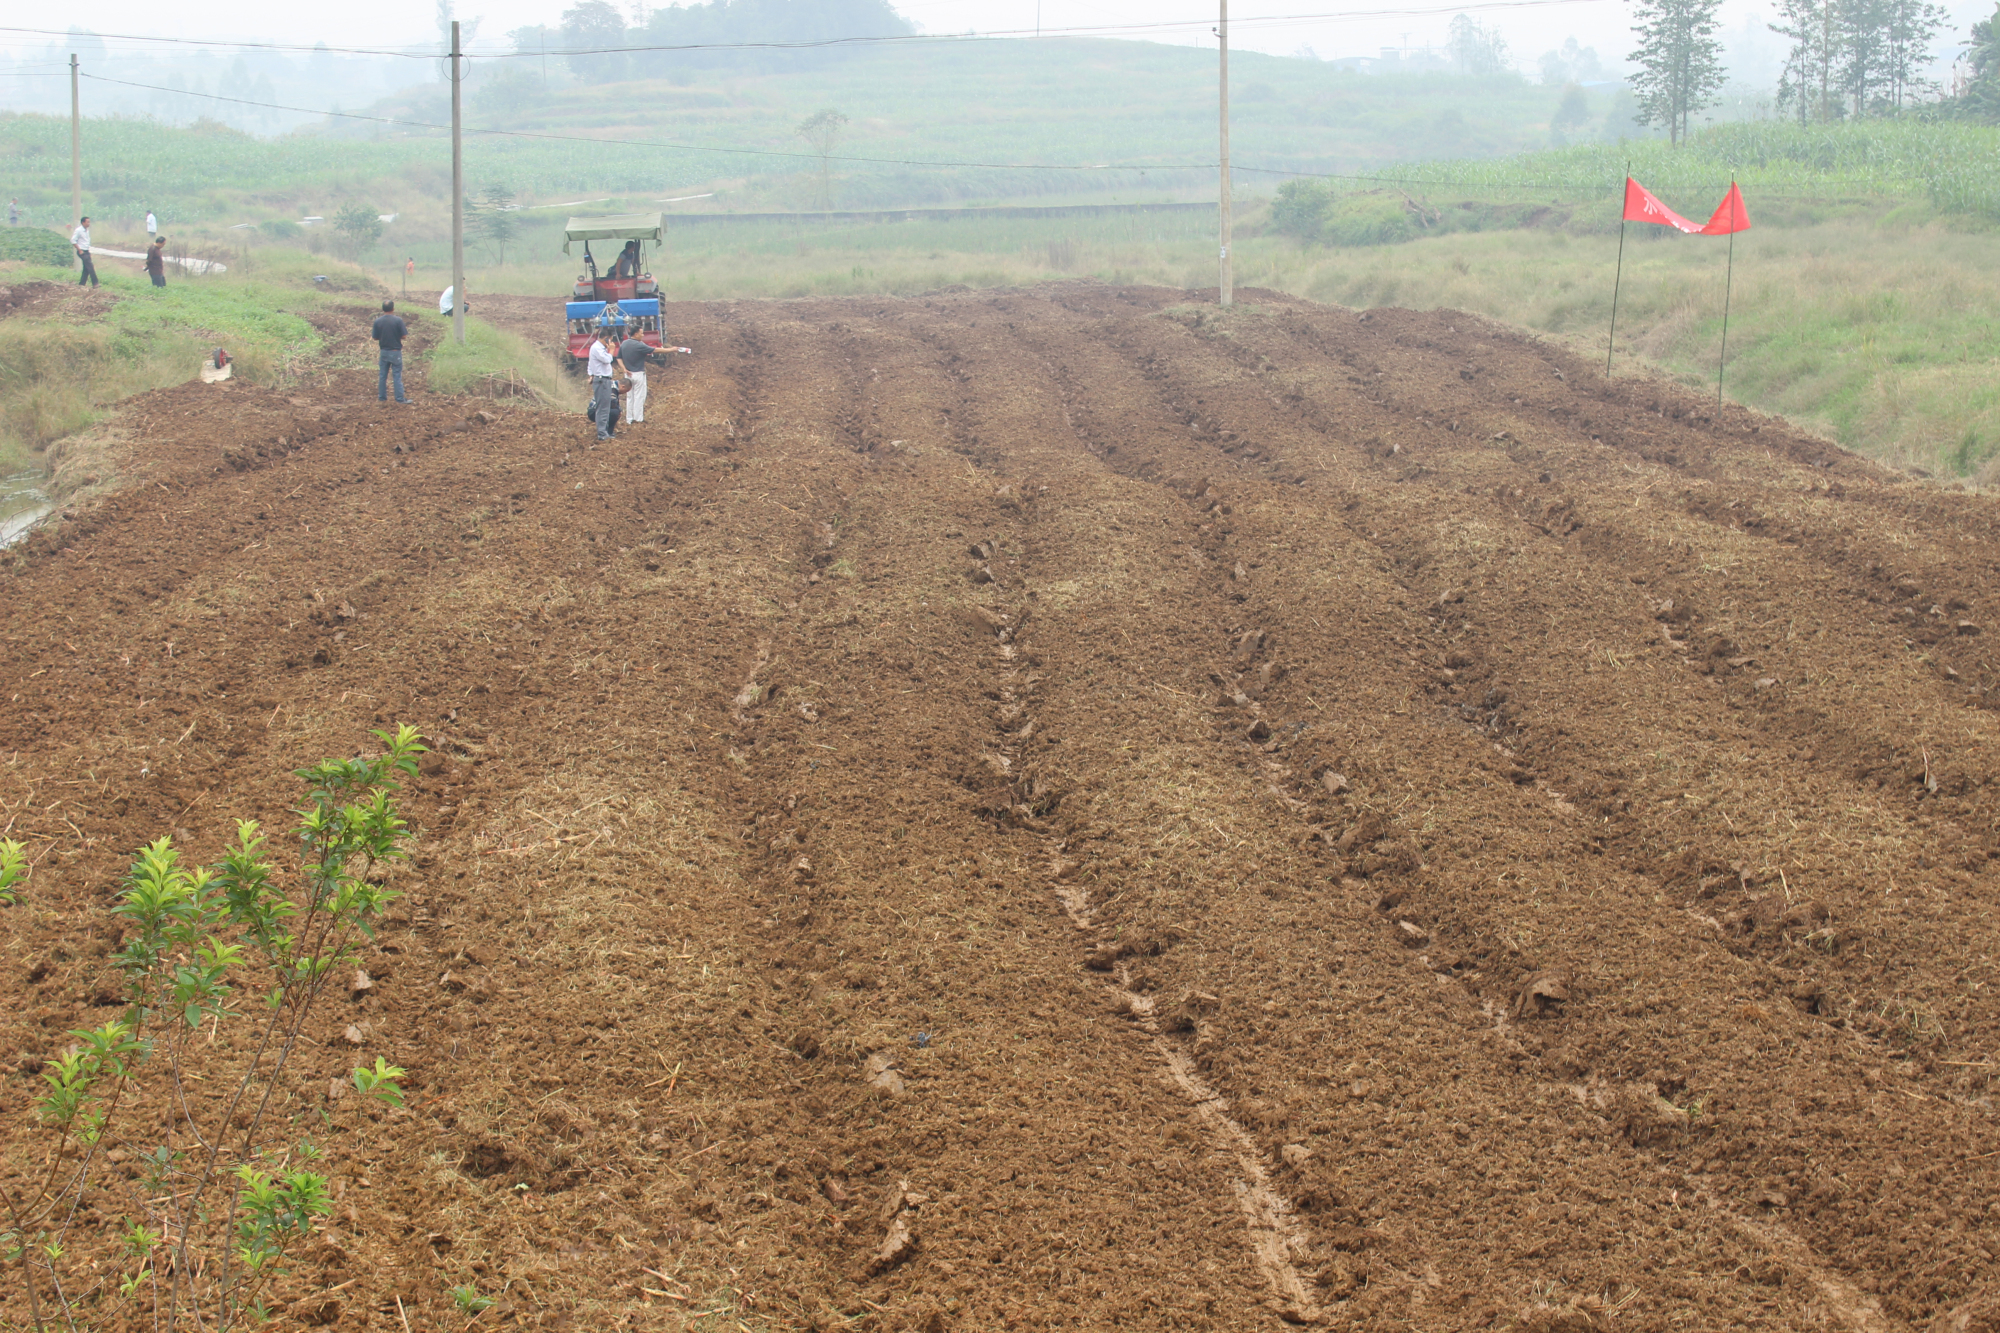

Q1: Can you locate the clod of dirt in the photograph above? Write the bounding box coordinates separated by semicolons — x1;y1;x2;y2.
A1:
864;1051;907;1097
871;1214;917;1273
350;968;373;998
958;603;1008;633
1957;621;1983;636
821;1177;851;1206
1395;920;1428;947
294;1298;343;1327
1511;970;1572;1018
342;1024;365;1046
1320;771;1349;795
1613;1082;1691;1148
879;1178;929;1219
1280;1143;1313;1168
1247;719;1273;742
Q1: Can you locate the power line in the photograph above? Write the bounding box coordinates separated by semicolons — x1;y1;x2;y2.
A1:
77;72;1192;173
5;0;1611;63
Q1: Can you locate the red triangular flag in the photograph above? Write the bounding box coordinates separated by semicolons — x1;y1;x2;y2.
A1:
1621;177;1704;234
1701;182;1751;235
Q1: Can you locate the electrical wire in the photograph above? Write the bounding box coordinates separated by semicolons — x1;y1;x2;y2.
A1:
5;0;1611;62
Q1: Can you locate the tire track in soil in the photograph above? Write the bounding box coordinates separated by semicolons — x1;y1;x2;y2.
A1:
841;295;1307;1324
993;288;1986;1326
685;297;1290;1328
907;294;1326;1322
1091;295;2000;1326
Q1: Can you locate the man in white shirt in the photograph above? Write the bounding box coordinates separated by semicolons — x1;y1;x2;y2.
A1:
145;209;157;237
71;216;97;288
439;286;469;317
586;328;625;442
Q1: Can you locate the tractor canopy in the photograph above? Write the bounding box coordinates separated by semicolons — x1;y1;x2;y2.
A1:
562;213;666;255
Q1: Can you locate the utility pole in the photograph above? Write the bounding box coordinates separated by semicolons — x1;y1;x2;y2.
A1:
1218;0;1232;307
451;19;465;346
69;54;81;227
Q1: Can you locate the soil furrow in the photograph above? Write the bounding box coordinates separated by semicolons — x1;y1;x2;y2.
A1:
4;282;1997;1332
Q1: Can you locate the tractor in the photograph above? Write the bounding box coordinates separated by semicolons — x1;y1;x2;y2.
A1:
562;212;667;370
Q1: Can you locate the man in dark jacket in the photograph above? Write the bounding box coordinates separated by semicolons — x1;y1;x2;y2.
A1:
372;300;410;404
145;237;167;288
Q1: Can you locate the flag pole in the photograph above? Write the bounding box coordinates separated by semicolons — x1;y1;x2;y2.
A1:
1606;165;1628;377
1717;176;1736;407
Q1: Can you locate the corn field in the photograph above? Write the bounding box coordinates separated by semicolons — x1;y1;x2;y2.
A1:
1314;119;2000;219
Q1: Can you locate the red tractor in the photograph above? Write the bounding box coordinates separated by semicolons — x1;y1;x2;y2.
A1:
562;212;667;369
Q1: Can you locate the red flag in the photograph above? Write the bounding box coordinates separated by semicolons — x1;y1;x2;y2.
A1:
1701;182;1751;235
1621;177;1704;233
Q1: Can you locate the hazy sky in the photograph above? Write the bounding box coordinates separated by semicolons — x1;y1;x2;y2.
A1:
0;0;1987;81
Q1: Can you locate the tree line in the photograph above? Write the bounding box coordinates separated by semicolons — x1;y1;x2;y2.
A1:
512;0;912;83
1627;0;2000;141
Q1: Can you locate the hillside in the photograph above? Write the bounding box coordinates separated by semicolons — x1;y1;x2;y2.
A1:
2;281;1997;1330
0;41;1601;228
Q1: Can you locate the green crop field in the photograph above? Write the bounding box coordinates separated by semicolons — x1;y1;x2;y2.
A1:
0;38;1614;234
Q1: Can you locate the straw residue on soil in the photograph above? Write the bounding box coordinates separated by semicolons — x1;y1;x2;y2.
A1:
2;282;1998;1332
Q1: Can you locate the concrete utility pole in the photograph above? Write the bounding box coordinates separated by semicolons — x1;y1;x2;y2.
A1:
69;54;81;227
451;19;466;346
1218;0;1232;308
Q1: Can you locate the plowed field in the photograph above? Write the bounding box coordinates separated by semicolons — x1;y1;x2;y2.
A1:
4;283;1998;1333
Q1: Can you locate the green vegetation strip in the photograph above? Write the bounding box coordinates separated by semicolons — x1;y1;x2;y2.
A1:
0;258;326;465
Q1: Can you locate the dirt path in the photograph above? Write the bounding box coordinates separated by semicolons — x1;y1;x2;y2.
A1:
2;282;1996;1332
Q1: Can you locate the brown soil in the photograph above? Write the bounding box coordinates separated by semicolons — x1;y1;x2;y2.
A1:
3;282;1998;1333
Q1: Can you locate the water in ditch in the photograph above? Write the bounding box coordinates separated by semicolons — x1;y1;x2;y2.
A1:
0;470;52;548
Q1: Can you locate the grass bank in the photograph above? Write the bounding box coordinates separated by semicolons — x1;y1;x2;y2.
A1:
425;315;582;410
0;255;340;467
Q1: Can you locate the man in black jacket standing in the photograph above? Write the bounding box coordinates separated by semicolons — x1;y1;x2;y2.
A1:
372;300;410;404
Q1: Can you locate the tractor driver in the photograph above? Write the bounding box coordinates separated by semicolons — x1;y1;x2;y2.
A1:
610;240;641;279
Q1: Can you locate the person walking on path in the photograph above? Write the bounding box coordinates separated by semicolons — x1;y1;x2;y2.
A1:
587;327;625;442
145;209;157;237
72;216;98;287
145;236;167;288
7;200;18;227
403;256;414;294
372;299;410;404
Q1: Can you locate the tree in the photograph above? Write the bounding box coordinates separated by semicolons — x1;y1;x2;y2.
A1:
471;183;518;265
1447;14;1510;75
1958;2;2000;119
435;0;479;83
1880;0;1949;108
1772;0;1841;122
0;730;421;1332
1629;0;1728;144
1538;37;1608;85
796;108;849;211
1552;83;1593;130
561;0;628;81
1775;0;1948;121
332;203;384;258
